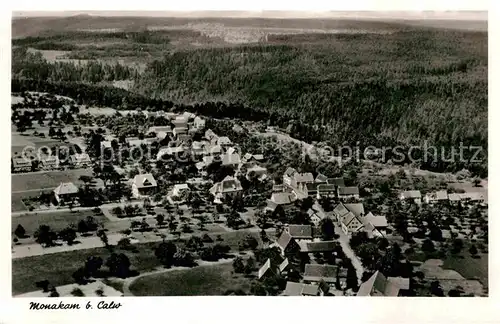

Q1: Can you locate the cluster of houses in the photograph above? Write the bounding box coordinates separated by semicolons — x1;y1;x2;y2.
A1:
258;224;408;296
400;189;486;206
11;152;91;173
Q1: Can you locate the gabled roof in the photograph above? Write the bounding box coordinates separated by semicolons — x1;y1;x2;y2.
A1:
427;190;448;201
253;154;264;161
279;258;289;273
202;156;215;165
148;126;172;134
299;241;336;253
284;167;297;177
333;203;350;218
357;271;410;296
258;259;272;279
133;174;157;189
210;176;243;195
303;264;338;283
400;190;422;199
315;173;328;183
448;193;461;201
247;165;267;174
173;183;189;191
344;203;365;218
101;141;112;148
217;136;232;146
294;172;314;184
283;282;319;296
204;144;222;155
318;184;336;193
342;212;362;227
364;213;388;228
194;116;205;124
287;225;313;239
338;186;359;196
271;192;296;205
157;146;185;159
276;231;294;251
221;153;241;166
54;182;78;195
305;182;320;192
327;177;345;187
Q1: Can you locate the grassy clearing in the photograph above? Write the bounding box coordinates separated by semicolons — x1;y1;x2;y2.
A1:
11;169;93;192
11;193;28;212
12;210;108;235
12;242;160;295
129;263;253;296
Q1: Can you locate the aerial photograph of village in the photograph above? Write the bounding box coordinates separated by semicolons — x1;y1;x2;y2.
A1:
11;11;487;298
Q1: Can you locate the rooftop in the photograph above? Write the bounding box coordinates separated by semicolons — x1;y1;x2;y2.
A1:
133;173;157;189
54;182;79;195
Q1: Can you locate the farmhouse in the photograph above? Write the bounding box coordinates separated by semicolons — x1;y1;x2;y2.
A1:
298;241;336;253
40;156;59;170
131;173;157;198
282;282;321;296
69;153;91;168
172;116;188;129
315;173;328;183
357;271;410;296
270;192;296;205
12;158;32;172
209;176;243;200
193;116;206;129
400;190;422;204
274;231;301;256
303;264;338;284
221;153;241;167
424;190;448;204
287;225;313;240
338;186;360;200
283;167;298;186
317;184;337;199
53;182;79;205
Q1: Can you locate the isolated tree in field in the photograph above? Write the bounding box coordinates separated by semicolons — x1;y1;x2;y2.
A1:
106;253;131;278
59;227;77;245
451;238;464;254
469;244;478;257
84;256;104;277
72;267;88;285
319;218;336;241
71;288;85;297
472;178;481;187
155;241;177;267
155;214;165;226
245;257;256;274
232;257;245;273
97;229;110;249
34;225;57;247
260;229;269;245
14;224;26;238
241;234;259;251
186;236;204;251
422;239;435;254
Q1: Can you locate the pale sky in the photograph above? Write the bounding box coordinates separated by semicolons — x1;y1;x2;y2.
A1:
12;10;488;20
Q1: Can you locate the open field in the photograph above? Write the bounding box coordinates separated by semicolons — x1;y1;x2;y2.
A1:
15;279;123;297
11;192;30;212
12;242;160;295
12;210;107;236
129;263;252;296
11;133;63;156
12;169;93;192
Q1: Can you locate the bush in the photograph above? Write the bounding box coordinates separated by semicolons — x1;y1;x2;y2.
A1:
71;288;85;297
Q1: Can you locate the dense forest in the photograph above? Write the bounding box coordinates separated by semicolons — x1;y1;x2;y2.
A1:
11;27;488;177
12;47;138;82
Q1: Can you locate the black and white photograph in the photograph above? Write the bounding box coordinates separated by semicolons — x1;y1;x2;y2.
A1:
8;7;489;302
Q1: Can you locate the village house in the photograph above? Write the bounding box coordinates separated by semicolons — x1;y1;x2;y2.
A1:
287;224;313;240
270;192;296;206
40;155;59;170
298;241;337;253
400;190;422;204
341;212;364;236
338;186;360;200
101;141;112;150
333;203;367;236
317;184;337;199
205;129;219;143
232;124;245;133
242;153;265;165
363;212;388;236
204;144;222;156
173;127;188;138
294;172;315;188
156;146;185;160
172;116;188;129
298;182;320;197
217;136;233;148
357;271;410;296
307;208;324;226
315;173;328;183
278;258;290;275
246;165;267;181
258;259;273;280
148;126;173;140
209;176;243;201
274;231;301;256
283;167;298;186
131;173;157;198
171;183;190;198
272;184;286;192
69;153;91;168
424;190;449;204
193;116;206;129
221;153;241;168
53;182;79;205
303;264;339;284
191;141;205;156
11;157;32;172
282;282;321;296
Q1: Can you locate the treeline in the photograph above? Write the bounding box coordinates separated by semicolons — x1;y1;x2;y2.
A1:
12;47;137;82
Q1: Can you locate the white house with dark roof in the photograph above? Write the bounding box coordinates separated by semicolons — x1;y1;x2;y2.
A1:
70;153;91;168
132;173;157;198
399;190;422;204
53;182;79;205
209;176;243;201
338;186;360;200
